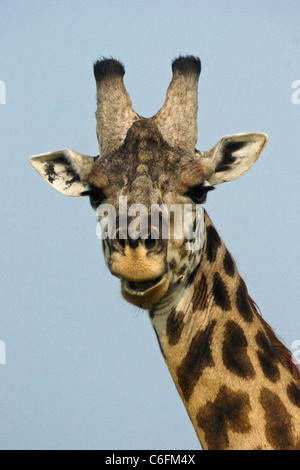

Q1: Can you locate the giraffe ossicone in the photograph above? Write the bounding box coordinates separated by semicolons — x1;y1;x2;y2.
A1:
30;56;300;450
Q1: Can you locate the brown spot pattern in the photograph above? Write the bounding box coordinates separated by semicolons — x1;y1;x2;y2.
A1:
186;264;199;287
256;331;280;383
168;257;177;270
177;321;216;401
223;249;235;277
236;278;254;322
255;307;300;381
287;381;300;409
222;320;255;379
212;273;231;311
259;387;295;450
191;274;208;312
44;162;58;184
166;309;185;346
206;225;221;263
196;385;252;450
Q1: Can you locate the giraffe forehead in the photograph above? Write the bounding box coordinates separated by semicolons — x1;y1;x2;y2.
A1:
90;125;206;199
121;174;161;206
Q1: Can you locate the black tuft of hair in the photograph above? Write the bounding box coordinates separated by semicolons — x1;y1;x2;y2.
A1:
172;55;201;76
93;58;125;81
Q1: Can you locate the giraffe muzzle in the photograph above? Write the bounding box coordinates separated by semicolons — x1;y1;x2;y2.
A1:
121;275;170;309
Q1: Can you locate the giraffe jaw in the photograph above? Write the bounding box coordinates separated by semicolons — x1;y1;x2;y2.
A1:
121;275;170;309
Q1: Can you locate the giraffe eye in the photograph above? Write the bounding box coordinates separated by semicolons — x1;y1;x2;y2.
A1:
186;184;215;204
81;187;106;208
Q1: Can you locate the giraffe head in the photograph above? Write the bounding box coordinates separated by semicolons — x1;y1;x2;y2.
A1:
30;56;267;309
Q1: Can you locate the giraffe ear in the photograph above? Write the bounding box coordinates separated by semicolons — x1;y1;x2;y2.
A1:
206;133;268;185
30;149;94;196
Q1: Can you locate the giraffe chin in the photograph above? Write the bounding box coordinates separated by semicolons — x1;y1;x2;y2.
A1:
121;276;170;309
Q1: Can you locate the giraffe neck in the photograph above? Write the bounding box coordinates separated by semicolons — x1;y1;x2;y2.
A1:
149;213;300;450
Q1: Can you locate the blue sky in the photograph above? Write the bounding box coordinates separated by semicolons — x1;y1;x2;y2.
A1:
1;0;299;450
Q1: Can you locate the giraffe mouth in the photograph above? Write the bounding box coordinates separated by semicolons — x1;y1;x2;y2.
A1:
121;275;170;308
128;277;163;292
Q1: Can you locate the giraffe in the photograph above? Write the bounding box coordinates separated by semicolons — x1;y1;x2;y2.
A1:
30;56;300;450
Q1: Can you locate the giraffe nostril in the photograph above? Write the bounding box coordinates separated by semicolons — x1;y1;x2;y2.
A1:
117;238;126;249
112;227;162;253
143;237;159;251
142;226;161;252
